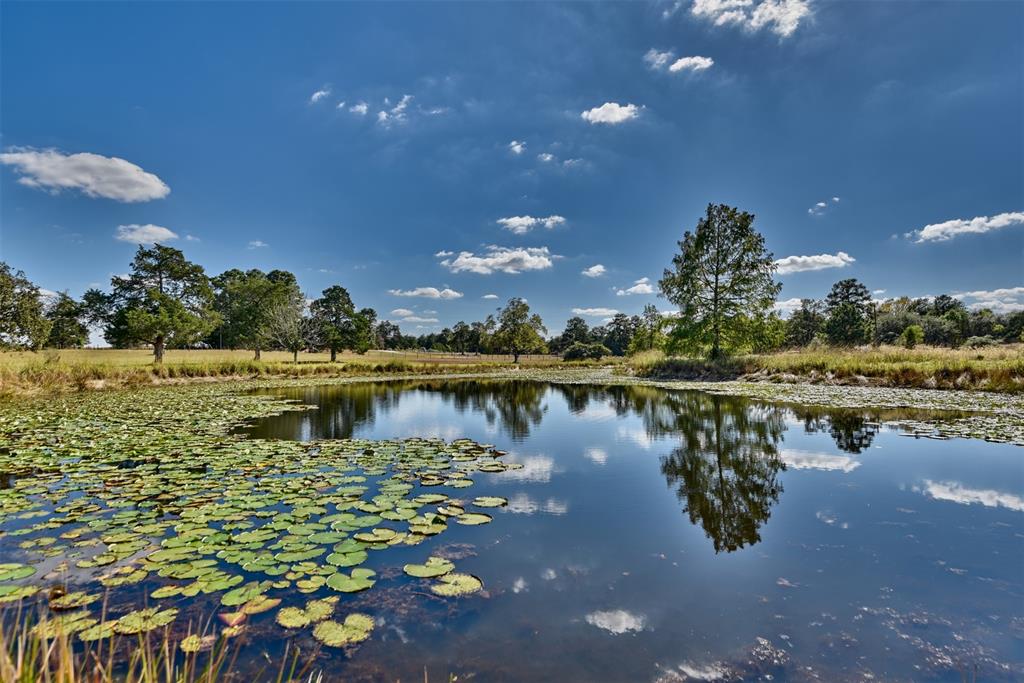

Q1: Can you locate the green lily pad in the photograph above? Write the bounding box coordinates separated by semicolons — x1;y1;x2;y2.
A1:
430;573;483;597
456;512;492;526
0;563;35;581
325;568;376;593
472;496;508;508
312;613;374;647
403;556;455;578
114;607;179;634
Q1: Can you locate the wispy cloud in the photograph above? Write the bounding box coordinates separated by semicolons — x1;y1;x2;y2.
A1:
644;48;674;70
439;246;557;274
645;49;714;73
390;308;415;317
573;307;619;317
581;264;606;278
388;287;464;299
775;251;854;274
497;215;566;234
585;610;646;635
916;480;1024;512
773;297;803;317
247;240;269;249
581;102;640;125
690;0;813;39
908;211;1024;243
482;293;499;299
349;101;368;116
377;95;413;127
781;449;860;473
616;277;655;296
954;286;1024;313
808;195;840;216
398;315;439;324
115;224;178;245
508;140;526;155
0;147;170;202
309;87;331;104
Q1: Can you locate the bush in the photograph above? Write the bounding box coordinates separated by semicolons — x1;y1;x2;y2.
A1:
964;335;997;348
562;342;611;361
875;312;921;345
921;316;960;347
898;324;924;349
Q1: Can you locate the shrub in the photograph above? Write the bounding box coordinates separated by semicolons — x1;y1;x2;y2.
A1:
964;335;997;348
898;324;924;349
562;342;611;361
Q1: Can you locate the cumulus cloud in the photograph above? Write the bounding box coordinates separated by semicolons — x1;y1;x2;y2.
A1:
781;449;860;473
916;479;1024;512
377;95;413;127
114;224;178;245
773;297;803;317
349;102;369;116
537;152;555;163
669;55;715;72
497;215;566;234
482;293;499;299
309;87;331;104
573;307;619;317
690;0;813;38
908;211;1024;243
616;277;654;296
644;48;674;70
808;195;840;216
508;140;526;155
775;251;855;275
439;246;557;275
581;102;640;125
585;610;646;635
954;286;1024;313
582;264;607;278
388;287;464;299
0;147;170;202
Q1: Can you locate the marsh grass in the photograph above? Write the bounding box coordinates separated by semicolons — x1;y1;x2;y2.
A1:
627;345;1024;392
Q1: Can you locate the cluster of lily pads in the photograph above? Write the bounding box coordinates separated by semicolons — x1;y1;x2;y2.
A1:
0;387;514;649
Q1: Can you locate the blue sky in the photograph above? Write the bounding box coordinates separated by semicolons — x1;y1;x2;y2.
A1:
1;1;1022;334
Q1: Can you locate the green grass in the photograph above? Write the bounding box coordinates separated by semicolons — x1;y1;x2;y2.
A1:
626;345;1024;392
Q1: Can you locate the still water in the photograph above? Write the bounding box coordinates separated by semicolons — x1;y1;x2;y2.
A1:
241;379;1024;682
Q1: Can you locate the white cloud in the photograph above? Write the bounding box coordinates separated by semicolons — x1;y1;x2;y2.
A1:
114;224;178;245
954;286;1024;313
482;293;499;299
0;147;170;202
585;610;646;635
335;100;346;110
390;308;415;317
669;55;715;72
349;102;369;116
508;140;526;155
562;158;585;169
497;215;566;234
585;447;609;465
309;87;331;104
247;240;269;249
581;102;640;125
775;251;855;275
377;95;413;127
808;195;840;216
512;577;528;593
773;297;803;317
573;307;619;317
690;0;812;38
505;493;569;515
388;287;464;299
537;152;556;163
582;264;607;278
399;315;440;324
439;246;557;275
435;250;454;257
909;211;1024;243
500;455;556;482
616;277;655;296
916;480;1024;513
644;48;674;70
184;234;200;242
781;449;860;473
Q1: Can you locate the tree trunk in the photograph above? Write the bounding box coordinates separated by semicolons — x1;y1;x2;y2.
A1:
330;347;337;362
154;335;165;364
254;346;261;361
293;349;299;363
513;350;520;363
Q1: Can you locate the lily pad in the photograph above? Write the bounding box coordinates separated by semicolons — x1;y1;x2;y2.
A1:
430;573;483;597
113;607;179;634
312;613;374;647
403;556;455;578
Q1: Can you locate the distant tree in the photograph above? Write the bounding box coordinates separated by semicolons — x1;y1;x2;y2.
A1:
563;317;590;346
824;278;872;346
899;324;924;349
210;269;301;359
659;203;780;359
784;299;825;347
921;315;959;347
588;325;608;345
45;292;89;349
931;294;965;317
100;245;217;362
309;286;358;361
451;321;474;354
354;307;377;353
603;313;638;356
493;297;547;362
263;294;312;362
0;263;51;350
628;304;666;354
375;320;403;350
562;341;611;361
874;311;922;345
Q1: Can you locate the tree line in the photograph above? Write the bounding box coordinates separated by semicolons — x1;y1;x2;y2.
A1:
2;205;1020;361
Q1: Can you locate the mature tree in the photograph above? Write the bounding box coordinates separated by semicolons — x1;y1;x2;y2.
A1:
492;297;546;362
375;320;403;350
659;203;780;359
824;278;872;346
563;316;590;346
0;263;51;350
98;246;217;362
784;299;825;347
263;294;313;362
210;269;301;359
628;304;665;354
352;308;377;353
45;292;89;349
451;321;474;354
603;313;637;356
310;285;358;361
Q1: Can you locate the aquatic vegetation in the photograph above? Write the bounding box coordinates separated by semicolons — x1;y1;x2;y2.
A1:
0;385;518;652
403;557;455;578
430;573;483;597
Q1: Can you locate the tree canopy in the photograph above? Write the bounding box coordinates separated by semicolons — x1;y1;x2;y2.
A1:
492;298;546;362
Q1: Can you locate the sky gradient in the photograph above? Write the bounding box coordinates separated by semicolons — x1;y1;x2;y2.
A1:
1;1;1022;336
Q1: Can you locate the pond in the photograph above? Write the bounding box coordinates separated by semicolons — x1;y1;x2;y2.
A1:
236;379;1024;681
